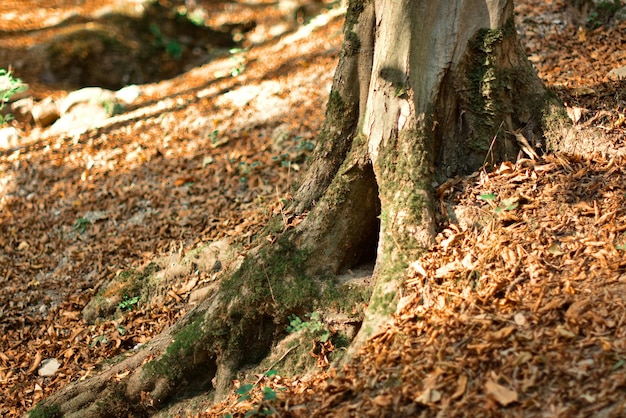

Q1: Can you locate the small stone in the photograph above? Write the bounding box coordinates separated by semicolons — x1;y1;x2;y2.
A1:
49;102;110;136
608;66;626;80
10;97;34;123
189;285;214;305
38;358;61;377
32;97;60;127
116;85;141;104
0;126;20;149
60;87;116;114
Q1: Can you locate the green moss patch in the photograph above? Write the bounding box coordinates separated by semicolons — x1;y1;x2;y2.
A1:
147;314;208;381
28;403;62;418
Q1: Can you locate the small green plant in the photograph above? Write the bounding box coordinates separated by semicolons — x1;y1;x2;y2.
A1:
165;39;183;60
118;294;140;311
100;99;125;116
233;382;280;416
0;68;27;125
478;193;518;214
586;0;622;28
149;23;183;60
287;312;330;343
209;129;230;148
73;217;91;233
229;48;247;76
272;136;316;171
90;334;109;347
228;369;281;417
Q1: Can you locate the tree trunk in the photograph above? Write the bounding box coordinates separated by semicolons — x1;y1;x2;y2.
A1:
34;1;568;415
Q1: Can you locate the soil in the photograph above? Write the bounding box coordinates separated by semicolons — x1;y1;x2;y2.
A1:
0;0;625;417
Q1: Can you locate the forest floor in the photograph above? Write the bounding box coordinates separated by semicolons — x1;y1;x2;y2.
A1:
1;1;625;417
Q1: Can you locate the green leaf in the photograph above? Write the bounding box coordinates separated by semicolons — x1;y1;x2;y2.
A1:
479;193;497;201
264;369;279;377
262;386;277;401
616;244;626;251
612;358;625;371
236;383;253;395
73;217;91;233
90;335;108;347
308;311;321;321
286;314;304;333
0;68;26;105
118;295;139;311
501;197;519;211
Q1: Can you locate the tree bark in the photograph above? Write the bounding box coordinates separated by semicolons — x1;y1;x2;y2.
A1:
34;0;568;415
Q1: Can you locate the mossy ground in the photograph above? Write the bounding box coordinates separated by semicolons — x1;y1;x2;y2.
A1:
28;403;62;418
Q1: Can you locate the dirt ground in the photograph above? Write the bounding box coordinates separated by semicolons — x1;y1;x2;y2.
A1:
0;0;625;417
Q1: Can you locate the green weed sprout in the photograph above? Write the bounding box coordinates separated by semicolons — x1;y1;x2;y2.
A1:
0;69;27;125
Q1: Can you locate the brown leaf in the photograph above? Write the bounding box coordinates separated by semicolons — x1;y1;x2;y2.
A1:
372;394;393;407
26;351;42;375
173;177;198;187
451;374;468;399
487;326;516;341
485;380;518;406
565;298;591;322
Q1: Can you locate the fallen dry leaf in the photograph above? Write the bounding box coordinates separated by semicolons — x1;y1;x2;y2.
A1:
485;379;518;406
451;374;468;399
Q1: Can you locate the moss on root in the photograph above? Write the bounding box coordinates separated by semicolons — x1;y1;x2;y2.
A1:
28;403;62;418
95;382;148;418
213;240;320;363
455;16;567;166
144;225;376;390
321;278;371;315
345;0;368;31
147;314;207;381
541;101;574;152
344;30;361;57
363;125;436;330
377;126;434;255
463;20;516;152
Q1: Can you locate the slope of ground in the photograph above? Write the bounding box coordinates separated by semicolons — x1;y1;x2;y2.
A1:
0;1;344;415
0;0;625;417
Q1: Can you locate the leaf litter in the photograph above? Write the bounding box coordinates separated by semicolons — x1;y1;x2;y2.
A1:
1;0;626;417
